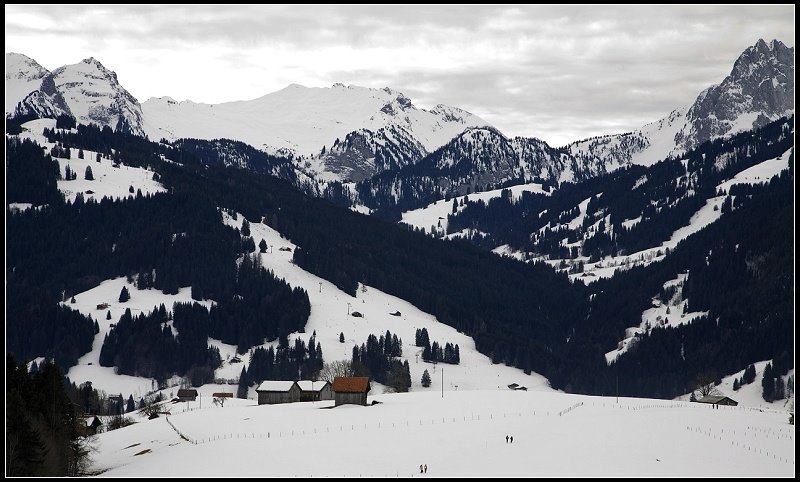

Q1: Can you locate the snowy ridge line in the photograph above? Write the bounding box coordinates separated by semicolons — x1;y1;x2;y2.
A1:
685;426;795;465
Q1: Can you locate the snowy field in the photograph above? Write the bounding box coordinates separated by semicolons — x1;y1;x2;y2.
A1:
90;389;795;477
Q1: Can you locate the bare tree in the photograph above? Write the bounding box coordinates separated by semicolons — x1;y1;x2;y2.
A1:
317;360;354;382
693;371;717;398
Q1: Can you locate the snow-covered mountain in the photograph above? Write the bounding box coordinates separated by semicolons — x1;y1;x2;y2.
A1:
567;38;794;168
352;38;794;213
6;54;146;136
49;58;146;136
5;52;49;112
142;83;489;180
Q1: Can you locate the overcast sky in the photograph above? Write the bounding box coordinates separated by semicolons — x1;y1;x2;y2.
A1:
5;5;795;146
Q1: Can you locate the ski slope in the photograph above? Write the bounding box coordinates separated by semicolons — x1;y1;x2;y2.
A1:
90;389;795;477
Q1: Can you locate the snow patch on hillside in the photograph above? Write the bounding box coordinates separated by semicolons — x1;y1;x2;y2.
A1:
717;148;792;193
62;277;215;397
401;183;549;234
605;273;707;364
18;119;166;203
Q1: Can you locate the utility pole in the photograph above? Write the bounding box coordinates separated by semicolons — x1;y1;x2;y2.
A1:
319;282;322;293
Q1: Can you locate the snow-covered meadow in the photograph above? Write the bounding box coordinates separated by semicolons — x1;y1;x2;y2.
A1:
90;389;795;477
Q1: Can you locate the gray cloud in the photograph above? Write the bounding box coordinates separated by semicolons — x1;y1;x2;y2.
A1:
5;5;795;145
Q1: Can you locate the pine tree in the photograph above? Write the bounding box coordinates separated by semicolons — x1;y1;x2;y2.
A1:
94;319;99;334
733;378;740;391
70;296;76;304
259;239;267;253
237;367;249;399
84;166;94;181
762;363;775;402
119;286;130;303
339;332;345;343
421;369;431;387
126;395;135;413
78;148;84;159
106;310;112;320
241;219;251;237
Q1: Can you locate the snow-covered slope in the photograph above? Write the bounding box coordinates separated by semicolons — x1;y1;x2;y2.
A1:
221;210;548;393
142;84;489;176
18;119;165;203
401;182;550;235
62;277;215;397
49;58;145;136
90;389;794;477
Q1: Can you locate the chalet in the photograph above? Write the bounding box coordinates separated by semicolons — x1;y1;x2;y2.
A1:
297;380;334;402
390;311;402;317
696;394;738;407
96;303;109;310
177;388;198;402
351;311;363;318
83;416;103;436
256;381;301;405
212;392;233;398
332;377;371;406
507;383;519;390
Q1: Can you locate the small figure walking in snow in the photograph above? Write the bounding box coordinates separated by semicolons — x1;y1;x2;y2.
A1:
420;465;423;474
510;435;514;443
424;465;427;473
506;435;509;443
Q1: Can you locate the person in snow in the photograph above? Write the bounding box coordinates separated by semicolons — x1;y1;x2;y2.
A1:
420;465;423;474
424;465;427;473
506;435;509;443
511;435;514;443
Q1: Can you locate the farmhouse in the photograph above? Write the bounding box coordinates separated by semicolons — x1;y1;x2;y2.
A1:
696;394;739;406
256;380;301;405
297;380;334;402
332;377;371;406
177;388;198;401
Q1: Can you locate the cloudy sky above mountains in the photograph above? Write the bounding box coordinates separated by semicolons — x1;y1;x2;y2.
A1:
5;5;794;146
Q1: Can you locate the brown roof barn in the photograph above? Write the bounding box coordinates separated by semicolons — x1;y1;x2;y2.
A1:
332;377;371;406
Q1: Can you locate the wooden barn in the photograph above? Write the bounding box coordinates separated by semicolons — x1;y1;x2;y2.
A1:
332;377;371;406
177;388;198;402
696;394;738;406
256;381;301;405
297;380;334;402
82;416;103;436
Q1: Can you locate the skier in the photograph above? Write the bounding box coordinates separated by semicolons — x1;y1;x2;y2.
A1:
511;435;514;443
424;465;427;474
420;464;423;474
506;435;509;443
